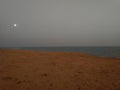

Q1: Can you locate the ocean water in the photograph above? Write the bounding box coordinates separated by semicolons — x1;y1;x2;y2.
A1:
10;47;120;58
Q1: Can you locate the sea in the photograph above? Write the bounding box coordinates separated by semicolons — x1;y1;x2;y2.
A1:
4;47;120;59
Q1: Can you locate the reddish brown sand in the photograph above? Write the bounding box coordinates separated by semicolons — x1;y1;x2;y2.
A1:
0;49;120;90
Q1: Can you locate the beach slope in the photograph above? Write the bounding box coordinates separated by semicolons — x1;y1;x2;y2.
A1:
0;49;120;90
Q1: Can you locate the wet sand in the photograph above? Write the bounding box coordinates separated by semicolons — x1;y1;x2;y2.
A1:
0;49;120;90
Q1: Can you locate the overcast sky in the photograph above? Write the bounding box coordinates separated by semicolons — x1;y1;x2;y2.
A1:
0;0;120;47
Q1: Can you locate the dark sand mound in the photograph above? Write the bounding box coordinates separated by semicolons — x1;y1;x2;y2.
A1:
0;49;120;90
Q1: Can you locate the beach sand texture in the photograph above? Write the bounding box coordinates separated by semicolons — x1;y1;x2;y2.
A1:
0;49;120;90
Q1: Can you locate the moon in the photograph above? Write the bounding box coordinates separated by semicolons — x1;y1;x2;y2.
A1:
8;24;17;31
14;24;17;27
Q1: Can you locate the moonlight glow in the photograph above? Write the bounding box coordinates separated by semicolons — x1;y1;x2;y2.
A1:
14;24;17;27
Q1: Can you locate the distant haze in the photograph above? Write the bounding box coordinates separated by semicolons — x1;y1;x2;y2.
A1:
0;0;120;47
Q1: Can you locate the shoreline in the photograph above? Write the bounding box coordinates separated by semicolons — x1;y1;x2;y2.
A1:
0;48;120;59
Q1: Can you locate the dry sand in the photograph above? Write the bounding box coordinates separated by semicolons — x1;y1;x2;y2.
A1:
0;49;120;90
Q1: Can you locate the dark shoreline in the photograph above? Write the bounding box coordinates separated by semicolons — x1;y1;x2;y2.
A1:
0;47;120;59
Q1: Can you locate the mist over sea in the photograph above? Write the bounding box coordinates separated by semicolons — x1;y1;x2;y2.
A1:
2;47;119;58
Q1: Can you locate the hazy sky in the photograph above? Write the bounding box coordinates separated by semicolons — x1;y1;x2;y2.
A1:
0;0;120;47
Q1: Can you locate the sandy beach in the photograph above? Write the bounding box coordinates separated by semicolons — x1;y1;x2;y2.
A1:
0;49;120;90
